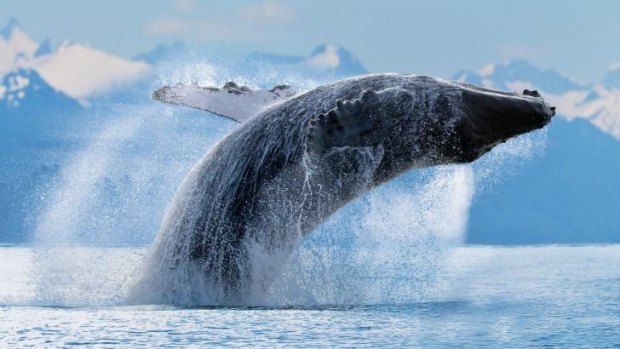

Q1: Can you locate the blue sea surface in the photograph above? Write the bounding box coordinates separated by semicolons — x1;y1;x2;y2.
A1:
1;244;619;347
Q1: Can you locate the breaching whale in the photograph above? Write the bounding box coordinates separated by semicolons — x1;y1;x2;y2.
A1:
135;74;555;305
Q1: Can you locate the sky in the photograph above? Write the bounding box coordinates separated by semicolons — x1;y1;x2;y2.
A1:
2;0;620;84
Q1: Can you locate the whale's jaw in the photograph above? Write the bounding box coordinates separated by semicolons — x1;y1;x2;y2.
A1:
452;86;555;163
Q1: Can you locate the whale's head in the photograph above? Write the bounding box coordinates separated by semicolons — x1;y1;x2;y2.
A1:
370;77;555;182
447;83;555;162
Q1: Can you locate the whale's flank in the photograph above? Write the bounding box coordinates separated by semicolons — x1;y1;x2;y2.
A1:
132;74;555;305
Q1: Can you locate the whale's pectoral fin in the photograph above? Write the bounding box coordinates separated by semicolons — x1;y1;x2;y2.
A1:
152;82;297;123
307;90;385;153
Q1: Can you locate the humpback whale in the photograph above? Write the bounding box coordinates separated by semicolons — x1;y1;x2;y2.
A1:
135;74;555;305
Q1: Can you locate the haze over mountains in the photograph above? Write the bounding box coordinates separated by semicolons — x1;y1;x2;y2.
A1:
1;18;619;244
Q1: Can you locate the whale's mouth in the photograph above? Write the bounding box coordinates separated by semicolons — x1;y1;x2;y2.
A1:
454;86;555;162
463;87;554;137
468;110;552;141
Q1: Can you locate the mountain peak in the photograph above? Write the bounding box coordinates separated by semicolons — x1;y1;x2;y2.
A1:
0;17;38;58
242;44;367;78
307;44;367;76
34;38;53;58
307;44;340;70
0;68;81;111
454;59;581;94
0;17;21;40
0;22;149;106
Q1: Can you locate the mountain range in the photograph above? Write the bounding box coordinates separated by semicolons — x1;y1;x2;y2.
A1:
452;60;620;244
242;44;368;77
0;18;149;106
455;60;620;141
1;18;619;245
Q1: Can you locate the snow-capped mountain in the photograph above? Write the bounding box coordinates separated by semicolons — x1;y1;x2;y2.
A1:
453;59;580;94
244;44;368;77
454;60;620;140
0;18;149;106
34;41;149;103
137;42;368;78
1;68;79;111
305;44;367;76
0;17;38;74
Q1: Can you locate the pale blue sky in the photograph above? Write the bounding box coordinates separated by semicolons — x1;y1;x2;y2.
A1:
2;0;619;83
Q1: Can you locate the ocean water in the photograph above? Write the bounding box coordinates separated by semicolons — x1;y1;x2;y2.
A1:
1;244;619;347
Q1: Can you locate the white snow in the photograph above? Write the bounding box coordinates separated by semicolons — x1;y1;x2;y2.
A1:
477;63;495;77
0;22;150;104
35;42;149;101
9;74;29;90
6;27;38;57
305;45;340;70
0;39;15;74
0;72;30;103
0;25;38;74
506;80;620;139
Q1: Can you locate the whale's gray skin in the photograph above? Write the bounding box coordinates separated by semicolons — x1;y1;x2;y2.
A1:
137;74;555;305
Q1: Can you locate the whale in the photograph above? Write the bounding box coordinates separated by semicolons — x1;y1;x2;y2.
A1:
134;74;555;305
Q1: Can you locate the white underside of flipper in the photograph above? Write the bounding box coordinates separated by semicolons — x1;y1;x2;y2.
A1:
152;82;298;123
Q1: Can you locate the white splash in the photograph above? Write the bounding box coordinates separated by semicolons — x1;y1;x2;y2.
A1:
268;165;475;306
30;103;230;307
34;115;145;245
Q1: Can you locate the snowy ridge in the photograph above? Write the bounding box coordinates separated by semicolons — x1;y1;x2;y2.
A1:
305;44;367;76
455;60;620;140
0;18;149;105
0;18;37;74
243;44;368;77
35;41;148;103
0;68;80;110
